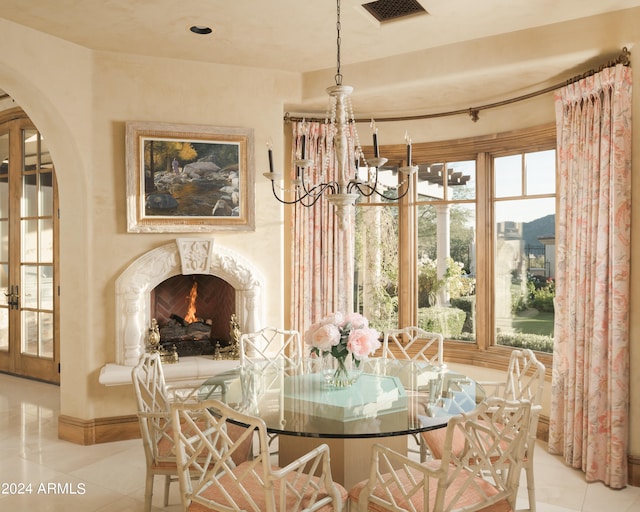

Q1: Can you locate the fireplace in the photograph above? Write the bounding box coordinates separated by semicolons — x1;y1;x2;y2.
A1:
114;238;264;366
152;274;235;356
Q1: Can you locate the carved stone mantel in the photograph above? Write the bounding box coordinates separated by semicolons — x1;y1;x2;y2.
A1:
114;239;264;366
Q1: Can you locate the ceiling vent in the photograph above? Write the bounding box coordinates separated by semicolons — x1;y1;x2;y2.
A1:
362;0;428;23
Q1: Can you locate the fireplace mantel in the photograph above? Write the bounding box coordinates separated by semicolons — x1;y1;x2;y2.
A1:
99;238;264;386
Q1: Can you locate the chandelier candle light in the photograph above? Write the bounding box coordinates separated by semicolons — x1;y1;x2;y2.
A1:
263;0;418;230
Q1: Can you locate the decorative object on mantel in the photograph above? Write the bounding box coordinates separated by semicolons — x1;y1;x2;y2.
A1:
263;0;417;230
305;312;380;388
146;318;179;364
177;237;215;274
213;314;241;360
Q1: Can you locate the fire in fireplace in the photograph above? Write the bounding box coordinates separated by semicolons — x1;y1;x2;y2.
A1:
150;274;235;357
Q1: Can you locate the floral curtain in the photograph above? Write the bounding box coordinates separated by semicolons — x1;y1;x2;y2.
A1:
290;121;355;336
550;64;632;488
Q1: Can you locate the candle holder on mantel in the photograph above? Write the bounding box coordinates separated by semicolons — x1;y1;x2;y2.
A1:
213;314;241;360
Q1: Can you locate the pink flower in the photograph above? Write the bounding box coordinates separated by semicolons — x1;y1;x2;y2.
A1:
343;312;368;329
309;323;341;351
322;312;344;327
304;321;323;346
347;327;381;361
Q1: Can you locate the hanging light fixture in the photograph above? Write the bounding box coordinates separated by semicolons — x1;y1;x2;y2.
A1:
264;0;417;229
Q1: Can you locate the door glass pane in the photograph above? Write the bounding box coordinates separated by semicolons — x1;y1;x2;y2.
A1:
40;219;53;262
40;265;53;310
22;174;38;217
495;154;522;198
21;310;38;355
0;264;7;307
0;175;7;218
40;171;53;216
21;265;38;309
23;130;38;171
0;309;7;351
39;312;53;359
0;132;8;168
0;220;7;261
39;135;52;168
21;219;38;262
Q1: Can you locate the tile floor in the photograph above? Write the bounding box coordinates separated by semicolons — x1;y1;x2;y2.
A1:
0;372;639;512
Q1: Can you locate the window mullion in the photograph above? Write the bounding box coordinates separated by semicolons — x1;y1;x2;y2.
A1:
475;151;493;351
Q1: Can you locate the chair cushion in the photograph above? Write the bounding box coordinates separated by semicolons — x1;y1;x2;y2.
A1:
421;428;450;460
153;422;252;466
348;465;511;512
422;424;531;464
188;461;348;512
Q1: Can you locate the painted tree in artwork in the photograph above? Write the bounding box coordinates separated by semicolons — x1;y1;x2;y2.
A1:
143;140;197;191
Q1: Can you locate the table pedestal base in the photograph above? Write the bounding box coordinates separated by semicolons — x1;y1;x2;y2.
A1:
278;434;407;490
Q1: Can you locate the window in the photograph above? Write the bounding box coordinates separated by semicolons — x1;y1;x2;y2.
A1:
354;124;556;368
494;150;555;353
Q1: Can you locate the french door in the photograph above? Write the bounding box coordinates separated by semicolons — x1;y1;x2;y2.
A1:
0;111;59;383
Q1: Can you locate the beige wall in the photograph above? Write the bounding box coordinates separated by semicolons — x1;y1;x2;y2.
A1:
0;7;639;464
0;17;299;419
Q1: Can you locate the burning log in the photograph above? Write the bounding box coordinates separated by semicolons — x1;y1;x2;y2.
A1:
170;313;186;326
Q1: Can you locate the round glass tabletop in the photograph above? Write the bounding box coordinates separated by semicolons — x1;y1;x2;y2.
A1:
198;357;485;439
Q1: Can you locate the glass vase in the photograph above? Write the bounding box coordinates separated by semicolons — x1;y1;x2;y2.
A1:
321;352;362;388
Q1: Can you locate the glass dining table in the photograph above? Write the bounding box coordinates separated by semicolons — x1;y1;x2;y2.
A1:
198;357;485;488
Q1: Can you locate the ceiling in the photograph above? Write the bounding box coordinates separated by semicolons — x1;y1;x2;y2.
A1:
1;0;639;117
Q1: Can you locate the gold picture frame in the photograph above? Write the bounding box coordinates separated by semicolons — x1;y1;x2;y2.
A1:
126;121;255;232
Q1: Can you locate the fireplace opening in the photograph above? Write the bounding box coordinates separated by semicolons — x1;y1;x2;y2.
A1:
150;274;235;357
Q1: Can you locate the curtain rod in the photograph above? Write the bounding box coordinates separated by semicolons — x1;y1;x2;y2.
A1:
284;47;630;124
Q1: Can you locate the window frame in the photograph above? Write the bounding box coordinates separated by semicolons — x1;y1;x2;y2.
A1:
360;123;556;373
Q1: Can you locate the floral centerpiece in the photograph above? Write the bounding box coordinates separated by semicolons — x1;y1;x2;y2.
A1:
304;312;381;387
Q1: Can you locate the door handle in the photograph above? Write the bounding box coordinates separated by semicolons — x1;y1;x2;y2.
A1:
3;285;19;310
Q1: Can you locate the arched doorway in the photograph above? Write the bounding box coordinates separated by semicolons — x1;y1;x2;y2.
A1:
0;103;60;383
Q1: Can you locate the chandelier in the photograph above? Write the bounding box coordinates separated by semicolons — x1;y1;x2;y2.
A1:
264;0;417;229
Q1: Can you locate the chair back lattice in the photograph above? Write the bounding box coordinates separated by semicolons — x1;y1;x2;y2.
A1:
240;327;303;368
359;397;531;512
483;348;545;512
171;399;344;512
131;352;174;465
383;327;444;367
501;349;546;404
436;397;531;511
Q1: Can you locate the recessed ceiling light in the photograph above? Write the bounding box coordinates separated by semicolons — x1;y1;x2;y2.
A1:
190;25;213;35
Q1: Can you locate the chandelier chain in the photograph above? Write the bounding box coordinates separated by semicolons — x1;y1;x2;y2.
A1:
335;0;342;86
264;0;416;228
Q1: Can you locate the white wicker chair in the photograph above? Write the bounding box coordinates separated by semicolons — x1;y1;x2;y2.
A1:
131;352;249;511
239;326;303;454
131;352;183;512
240;326;303;367
171;398;347;512
382;327;444;368
383;326;445;461
422;348;545;511
349;397;532;512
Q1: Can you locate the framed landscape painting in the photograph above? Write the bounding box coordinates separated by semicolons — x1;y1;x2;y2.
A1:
126;121;255;232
